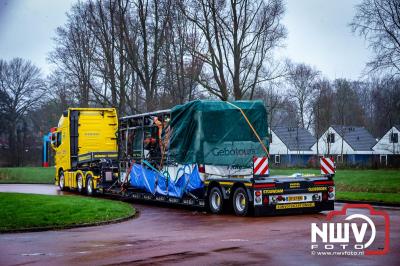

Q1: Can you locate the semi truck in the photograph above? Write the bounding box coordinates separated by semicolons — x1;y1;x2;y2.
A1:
50;108;119;195
50;100;335;216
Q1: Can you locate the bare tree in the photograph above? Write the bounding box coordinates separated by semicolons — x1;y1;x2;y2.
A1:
0;58;46;165
48;0;285;112
351;0;400;76
50;3;96;107
182;0;286;100
121;0;172;111
333;79;365;127
86;0;135;115
312;78;333;156
161;0;203;107
332;79;365;160
253;84;283;128
369;76;400;136
47;70;75;111
271;97;299;128
286;61;320;129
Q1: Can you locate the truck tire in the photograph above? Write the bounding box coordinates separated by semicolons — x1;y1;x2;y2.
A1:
59;171;65;191
76;173;84;194
232;187;249;216
86;175;95;196
208;187;224;214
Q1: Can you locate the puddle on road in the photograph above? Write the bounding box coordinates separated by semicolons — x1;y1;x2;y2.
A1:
77;251;90;254
221;239;249;242
92;244;105;247
21;250;90;257
21;253;46;256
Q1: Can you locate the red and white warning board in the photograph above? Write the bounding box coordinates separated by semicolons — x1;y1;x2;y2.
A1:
253;157;269;176
320;157;335;175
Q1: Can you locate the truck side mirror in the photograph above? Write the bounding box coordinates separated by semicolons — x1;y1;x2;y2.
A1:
50;133;57;150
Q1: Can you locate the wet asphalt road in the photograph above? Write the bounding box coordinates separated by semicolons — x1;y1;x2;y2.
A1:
0;184;399;266
0;184;70;195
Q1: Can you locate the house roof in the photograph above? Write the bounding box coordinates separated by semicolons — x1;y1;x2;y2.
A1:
272;126;316;151
394;125;400;132
331;125;377;151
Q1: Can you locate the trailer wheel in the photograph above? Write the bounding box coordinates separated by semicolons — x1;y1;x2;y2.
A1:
76;173;84;193
86;175;95;196
59;171;65;191
232;187;249;216
208;187;224;214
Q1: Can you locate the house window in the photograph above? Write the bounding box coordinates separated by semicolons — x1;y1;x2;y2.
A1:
269;133;272;143
327;133;335;143
274;154;281;164
390;133;398;143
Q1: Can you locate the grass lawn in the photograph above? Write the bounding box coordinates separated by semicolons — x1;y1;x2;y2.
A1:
336;191;400;204
0;192;135;232
270;168;400;204
0;167;54;184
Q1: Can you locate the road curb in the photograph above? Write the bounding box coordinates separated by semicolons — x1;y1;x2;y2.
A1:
0;207;138;234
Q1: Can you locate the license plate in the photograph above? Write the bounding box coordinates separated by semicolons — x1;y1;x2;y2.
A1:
269;193;321;204
288;196;304;202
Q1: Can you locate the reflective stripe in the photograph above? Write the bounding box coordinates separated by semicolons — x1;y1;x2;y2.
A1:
253;157;269;175
276;202;315;209
320;157;335;174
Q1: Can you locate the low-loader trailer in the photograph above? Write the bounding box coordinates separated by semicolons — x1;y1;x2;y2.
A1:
51;101;335;216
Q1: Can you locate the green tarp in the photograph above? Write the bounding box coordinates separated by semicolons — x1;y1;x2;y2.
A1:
168;100;269;167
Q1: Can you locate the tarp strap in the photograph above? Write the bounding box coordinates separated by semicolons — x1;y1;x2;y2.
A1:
159;123;171;170
225;101;269;157
143;160;168;179
120;160;135;193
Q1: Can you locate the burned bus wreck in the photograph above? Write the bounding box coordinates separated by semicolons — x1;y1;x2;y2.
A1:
116;100;334;216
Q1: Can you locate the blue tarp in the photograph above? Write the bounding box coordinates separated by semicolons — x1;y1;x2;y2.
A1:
130;164;157;194
129;164;204;198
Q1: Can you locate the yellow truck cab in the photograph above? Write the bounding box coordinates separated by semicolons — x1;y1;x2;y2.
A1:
50;108;118;194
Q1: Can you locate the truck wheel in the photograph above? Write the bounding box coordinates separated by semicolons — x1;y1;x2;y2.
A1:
208;187;223;214
76;173;84;193
59;171;65;191
232;187;249;216
86;175;95;196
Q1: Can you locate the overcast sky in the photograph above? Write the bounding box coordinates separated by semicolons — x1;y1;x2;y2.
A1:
0;0;372;80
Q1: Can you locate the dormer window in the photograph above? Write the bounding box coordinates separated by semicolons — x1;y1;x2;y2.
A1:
327;133;335;143
390;133;398;143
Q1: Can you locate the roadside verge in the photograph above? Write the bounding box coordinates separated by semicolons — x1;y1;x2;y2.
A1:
0;192;136;233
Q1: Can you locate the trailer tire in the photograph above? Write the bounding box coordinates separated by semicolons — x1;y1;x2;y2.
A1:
76;173;84;194
59;171;65;191
208;187;224;214
86;175;95;196
232;187;249;216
